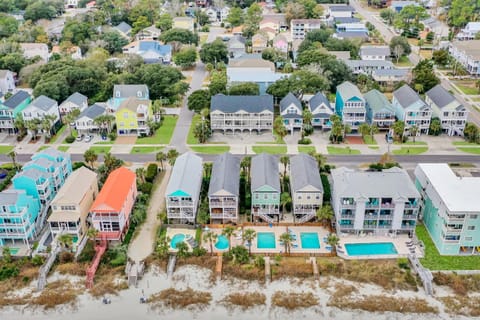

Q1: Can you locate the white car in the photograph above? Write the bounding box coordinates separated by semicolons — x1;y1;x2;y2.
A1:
84;135;93;142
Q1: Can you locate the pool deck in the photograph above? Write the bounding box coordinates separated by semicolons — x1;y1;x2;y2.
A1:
337;234;424;260
166;228;196;253
203;226;332;255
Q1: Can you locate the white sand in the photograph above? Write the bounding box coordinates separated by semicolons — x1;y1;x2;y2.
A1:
0;265;477;320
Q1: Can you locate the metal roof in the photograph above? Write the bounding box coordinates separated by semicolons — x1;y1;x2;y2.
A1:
336;81;364;102
364;89;395;114
61;92;87;107
251;153;280;192
393;84;425;109
210;94;274;113
166;152;203;198
208;152;240;197
78;104;106;120
290;154;323;193
279;92;302;113
425;84;462;110
29;95;57;111
3;90;30;109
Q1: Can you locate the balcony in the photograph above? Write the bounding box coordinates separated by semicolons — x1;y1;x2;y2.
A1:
446;214;466;222
379;214;394;220
209;200;237;207
167;200;194;207
338;224;354;229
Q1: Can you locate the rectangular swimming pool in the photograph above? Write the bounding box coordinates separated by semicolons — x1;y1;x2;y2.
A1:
344;242;398;256
257;232;276;249
300;232;320;249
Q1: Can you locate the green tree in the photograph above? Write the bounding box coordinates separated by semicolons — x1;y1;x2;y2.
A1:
329;115;344;144
285;2;306;24
358;123;371;138
273;116;288;142
208;70;227;95
176;241;190;259
280;155;289;178
0;13;19;38
267;70;330;100
199;39;228;66
63;109;81;138
243;3;262;38
241;156;252;182
167;148;179;166
280;192;291;217
226;7;244;27
429;117;442;136
156;13;173;31
173;47;197;69
326;233;340;255
83;149;98;170
132;15;151;35
316;204;333;227
411;60;440;93
221;226;236;252
86;228;98;241
432;49;450;67
94;114;115;135
228;82;259;95
57;233;74;250
380;8;396;25
242;228;256;255
447;0;478;28
389;36;411;61
24;1;58;21
160;28;199;45
195;10;210;26
203;231;217;255
394;5;428;31
188;90;211;113
100;30;129;54
134;64;189;102
279;232;294;255
156;151;167;171
464;122;479;143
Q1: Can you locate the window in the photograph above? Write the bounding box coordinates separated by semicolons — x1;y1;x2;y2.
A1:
465;236;473;241
470;214;478;219
137;91;142;97
468;226;475;230
123;112;128;118
264;194;268;200
255;194;259;200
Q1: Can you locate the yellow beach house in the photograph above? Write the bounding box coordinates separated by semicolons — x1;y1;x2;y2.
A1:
115;97;153;136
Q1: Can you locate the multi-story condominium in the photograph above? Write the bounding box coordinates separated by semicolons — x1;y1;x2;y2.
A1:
309;92;334;129
364;89;395;130
344;60;394;75
251;153;280;223
165;152;203;224
30;148;72;189
75;103;108;134
210;94;274;134
331;167;420;235
455;22;480;40
208;153;240;223
335;81;366;130
90;167;137;241
280;92;303;131
328;5;355;18
290;154;323;223
392;84;432;136
108;84;149;112
425;84;468;136
360;46;391;60
449;40;480;75
48;167;98;245
115;97;153;136
415;163;480;255
0;190;41;247
336;22;368;33
0;70;15;95
0;90;31;134
58;92;88;115
22;95;60;134
291;19;322;40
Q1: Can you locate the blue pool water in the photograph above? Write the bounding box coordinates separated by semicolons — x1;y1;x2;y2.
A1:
257;232;276;249
215;235;229;250
170;234;186;249
300;233;320;249
345;242;398;256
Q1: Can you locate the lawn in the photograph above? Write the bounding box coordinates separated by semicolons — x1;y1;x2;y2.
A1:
0;145;14;154
187;114;201;144
327;146;361;155
136;116;178;145
252;146;287;154
392;147;428;155
368;146;380;150
363;135;377;145
298;146;316;154
49;125;67;144
88;146;112;154
94;141;113;145
62;128;78;143
190;146;230;154
130;146;163;154
457;147;480;154
419;49;433;60
394;141;427;145
416;225;480;270
393;56;413;67
453;81;478;95
452;141;478;146
58;146;70;152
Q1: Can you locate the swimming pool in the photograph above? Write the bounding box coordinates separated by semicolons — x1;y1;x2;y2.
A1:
344;242;398;256
300;233;320;249
170;234;186;249
215;235;229;250
257;232;276;249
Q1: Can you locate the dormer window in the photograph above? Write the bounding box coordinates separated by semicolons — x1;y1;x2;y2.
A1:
137;91;142;97
115;91;120;97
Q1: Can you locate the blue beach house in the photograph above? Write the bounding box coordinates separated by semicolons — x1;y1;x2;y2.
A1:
335;81;366;130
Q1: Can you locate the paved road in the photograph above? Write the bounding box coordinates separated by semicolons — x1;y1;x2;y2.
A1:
350;0;480;127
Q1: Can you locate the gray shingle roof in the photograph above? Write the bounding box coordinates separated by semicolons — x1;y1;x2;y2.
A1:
332;167;419;199
62;92;87;106
330;5;354;11
290;154;323;193
309;92;331;110
208;153;240;197
360;46;391;57
364;89;395;114
3;90;30;109
0;190;23;206
210;94;274;113
115;22;132;34
15;167;47;181
78;104;106;120
345;60;394;68
336;81;364;102
280;92;302;113
251;153;280;192
425;84;462;110
334;17;360;24
372;69;408;77
36;147;68;160
393;84;424;109
166;152;203;198
30;95;57;111
335;32;368;39
113;84;149;99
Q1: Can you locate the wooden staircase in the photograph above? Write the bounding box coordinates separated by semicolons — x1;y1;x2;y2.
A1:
85;236;107;289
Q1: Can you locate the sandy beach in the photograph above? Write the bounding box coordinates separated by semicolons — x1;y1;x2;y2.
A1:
0;264;478;320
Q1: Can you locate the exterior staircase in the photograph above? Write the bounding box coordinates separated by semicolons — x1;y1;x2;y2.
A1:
296;213;316;224
85;236;107;289
256;212;275;223
408;253;433;295
125;259;145;287
37;245;61;291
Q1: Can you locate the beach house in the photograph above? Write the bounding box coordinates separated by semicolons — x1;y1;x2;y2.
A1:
58;92;88;115
331;167;420;235
90;167;137;241
115;97;153;136
392;84;432;136
335;81;366;130
280;92;303;131
108;84;149;112
308;92;334;129
208;153;240;224
0;90;31;134
251;154;280;223
415;163;480;255
165;152;203;224
364;89;396;129
290;154;323;223
75;103;108;134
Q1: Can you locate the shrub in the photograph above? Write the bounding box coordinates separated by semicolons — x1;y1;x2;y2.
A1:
0;265;19;280
138;182;153;195
148;288;212;309
72;162;86;170
145;163;158;182
192;247;207;257
272;291;319;310
297;138;312;145
76;241;95;262
65;136;75;143
222;292;266;309
397;257;410;270
254;256;265;268
32;255;45;266
108;132;117;141
59;251;74;263
16;131;26;142
231;246;249;264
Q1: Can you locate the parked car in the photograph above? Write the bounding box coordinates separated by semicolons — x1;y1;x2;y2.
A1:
76;134;84;141
84;135;93;142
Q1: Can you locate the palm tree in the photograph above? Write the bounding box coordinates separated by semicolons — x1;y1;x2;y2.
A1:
166;149;179;167
308;151;326;170
136;167;146;184
280;192;291;220
221;226;236;252
242;228;256;255
392;121;405;142
7;151;17;170
57;233;74;250
316;204;333;227
63;109;81;138
280;156;289;178
14;114;26;136
203;231;217;256
156;151;167;171
326;233;340;255
25;120;39;141
86;228;98;241
203;162;213;179
42;114;58;140
409;125;419;143
83;149;98;169
240;156;251;182
152;100;165;122
358;123;370;138
370;124;379;139
94;114;115;134
279;232;294;255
